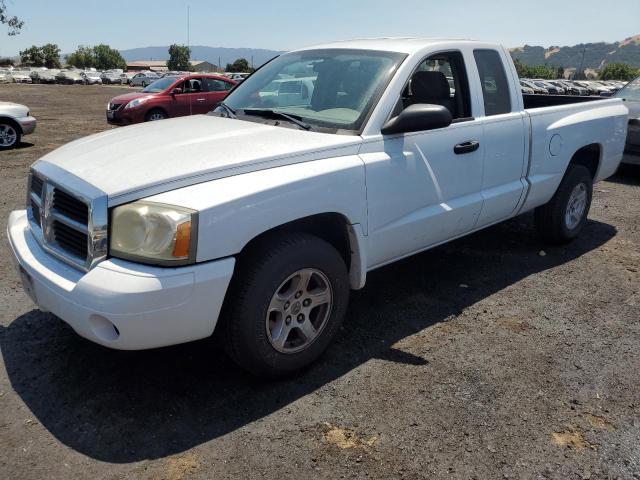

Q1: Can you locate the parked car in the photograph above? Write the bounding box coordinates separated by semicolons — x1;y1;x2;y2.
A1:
558;80;589;96
0;101;36;149
56;70;84;85
38;69;60;84
258;77;316;107
229;72;251;83
0;69;12;83
520;83;535;95
29;68;45;83
9;39;628;377
520;79;548;94
574;81;613;96
10;70;32;83
81;71;103;85
106;73;236;125
119;72;136;84
102;70;123;85
129;71;161;87
614;75;640;165
532;80;563;95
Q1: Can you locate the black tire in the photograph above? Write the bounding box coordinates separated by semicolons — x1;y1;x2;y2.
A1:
0;121;21;150
223;233;350;378
141;81;147;87
144;109;167;122
534;164;593;244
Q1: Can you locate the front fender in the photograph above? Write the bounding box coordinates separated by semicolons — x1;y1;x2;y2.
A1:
145;155;367;263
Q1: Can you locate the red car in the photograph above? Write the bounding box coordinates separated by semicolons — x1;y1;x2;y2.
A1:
106;73;236;125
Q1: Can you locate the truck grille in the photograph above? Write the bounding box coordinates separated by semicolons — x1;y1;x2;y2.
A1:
26;170;108;271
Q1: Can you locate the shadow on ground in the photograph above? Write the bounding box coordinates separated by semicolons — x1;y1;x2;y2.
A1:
608;164;640;185
0;215;616;463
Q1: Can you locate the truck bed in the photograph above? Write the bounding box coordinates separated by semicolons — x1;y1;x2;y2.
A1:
522;94;607;109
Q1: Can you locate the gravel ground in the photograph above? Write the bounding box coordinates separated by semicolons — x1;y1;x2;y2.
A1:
1;84;639;480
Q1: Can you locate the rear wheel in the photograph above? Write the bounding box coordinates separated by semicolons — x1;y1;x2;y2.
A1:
535;164;593;244
0;122;20;150
223;233;350;377
145;109;167;121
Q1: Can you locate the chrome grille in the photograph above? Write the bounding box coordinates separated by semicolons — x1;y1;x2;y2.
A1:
53;188;89;224
26;169;108;271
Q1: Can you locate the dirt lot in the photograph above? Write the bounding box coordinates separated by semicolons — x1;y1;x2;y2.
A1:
0;83;639;480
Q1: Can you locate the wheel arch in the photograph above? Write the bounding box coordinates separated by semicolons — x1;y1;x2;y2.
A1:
568;143;601;180
0;116;22;134
145;107;168;121
239;212;367;290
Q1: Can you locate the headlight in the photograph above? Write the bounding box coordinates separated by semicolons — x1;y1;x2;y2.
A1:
110;201;198;266
124;97;149;109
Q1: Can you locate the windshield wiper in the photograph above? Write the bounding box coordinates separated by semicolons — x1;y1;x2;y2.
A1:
217;101;237;119
242;109;311;131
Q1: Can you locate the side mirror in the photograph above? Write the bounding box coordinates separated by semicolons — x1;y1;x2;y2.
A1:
381;104;453;135
171;87;183;95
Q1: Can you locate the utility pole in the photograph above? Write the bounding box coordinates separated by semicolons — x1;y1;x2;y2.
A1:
574;47;586;80
251;55;254;69
187;5;190;50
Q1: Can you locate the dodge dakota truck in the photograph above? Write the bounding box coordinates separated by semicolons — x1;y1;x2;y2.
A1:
7;39;628;377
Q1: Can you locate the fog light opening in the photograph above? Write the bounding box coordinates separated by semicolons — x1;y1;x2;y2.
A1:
89;314;120;342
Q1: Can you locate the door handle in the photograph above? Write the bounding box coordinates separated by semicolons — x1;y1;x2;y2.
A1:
453;140;480;155
195;98;206;102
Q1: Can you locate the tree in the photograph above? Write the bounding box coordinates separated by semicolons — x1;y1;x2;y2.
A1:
41;43;61;68
167;44;191;71
599;63;639;81
66;45;95;69
92;44;126;70
19;44;61;68
512;58;555;79
556;66;565;80
20;45;44;66
225;58;251;73
0;0;23;35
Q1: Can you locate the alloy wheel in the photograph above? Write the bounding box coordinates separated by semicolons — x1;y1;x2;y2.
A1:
265;268;333;354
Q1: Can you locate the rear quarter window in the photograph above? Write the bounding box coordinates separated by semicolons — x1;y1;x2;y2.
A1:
473;49;512;116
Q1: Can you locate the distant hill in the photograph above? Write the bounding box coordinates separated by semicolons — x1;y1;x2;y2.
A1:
119;46;284;69
509;34;640;70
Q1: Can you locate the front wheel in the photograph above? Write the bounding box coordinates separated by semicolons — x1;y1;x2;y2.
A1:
0;122;20;150
145;109;167;121
535;164;593;244
223;233;350;377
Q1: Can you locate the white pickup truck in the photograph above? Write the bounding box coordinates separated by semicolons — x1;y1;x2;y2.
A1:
7;39;628;376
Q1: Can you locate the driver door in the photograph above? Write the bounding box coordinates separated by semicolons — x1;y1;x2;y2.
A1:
362;51;485;268
168;80;192;116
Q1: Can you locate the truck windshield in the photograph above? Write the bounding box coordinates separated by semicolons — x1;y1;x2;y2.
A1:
218;49;407;133
615;76;640;101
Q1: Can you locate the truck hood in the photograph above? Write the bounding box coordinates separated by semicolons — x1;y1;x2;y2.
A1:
34;115;362;205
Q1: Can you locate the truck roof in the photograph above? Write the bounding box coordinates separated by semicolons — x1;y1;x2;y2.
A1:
292;37;492;54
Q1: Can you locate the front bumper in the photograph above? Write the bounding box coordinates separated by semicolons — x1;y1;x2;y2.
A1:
7;210;235;350
106;108;145;125
17;115;36;135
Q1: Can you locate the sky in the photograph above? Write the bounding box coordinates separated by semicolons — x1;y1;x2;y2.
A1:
1;0;639;57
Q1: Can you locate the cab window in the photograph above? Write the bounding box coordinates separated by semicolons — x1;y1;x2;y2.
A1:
393;51;471;121
183;78;203;93
204;78;232;92
473;49;512;116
